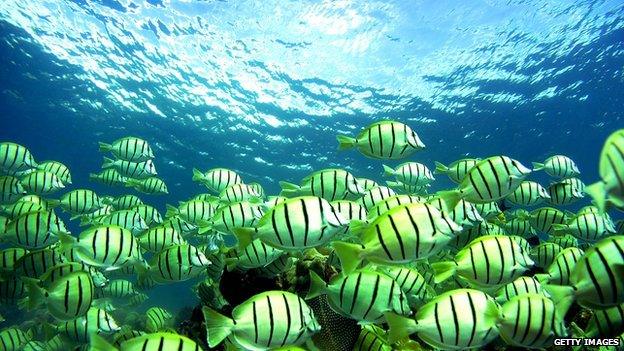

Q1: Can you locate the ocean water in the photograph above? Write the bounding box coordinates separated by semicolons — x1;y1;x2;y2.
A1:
0;0;623;347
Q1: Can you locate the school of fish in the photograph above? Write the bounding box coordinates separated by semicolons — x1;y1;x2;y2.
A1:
0;123;622;350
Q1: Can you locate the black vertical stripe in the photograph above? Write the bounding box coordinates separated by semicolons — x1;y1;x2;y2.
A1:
266;296;275;347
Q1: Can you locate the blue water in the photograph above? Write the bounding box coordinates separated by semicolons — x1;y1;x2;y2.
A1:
0;0;623;318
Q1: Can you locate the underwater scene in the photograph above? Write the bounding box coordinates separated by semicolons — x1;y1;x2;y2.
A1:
1;0;624;350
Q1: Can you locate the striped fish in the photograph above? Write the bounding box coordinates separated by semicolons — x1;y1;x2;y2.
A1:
532;155;580;178
89;169;127;187
249;182;265;198
0;276;26;303
473;201;501;220
1;143;36;175
102;157;157;179
561;177;586;193
504;217;536;238
337;120;426;160
441;156;531;206
448;221;506;251
535;247;584;285
530;242;563;269
161;216;197;237
0;327;32;351
0;247;27;272
547;180;584;205
354;325;392;351
111;327;146;348
40;262;108;288
91;210;148;234
498;294;570;348
434;158;480;184
219;183;263;203
14;248;66;278
356;178;379;191
102;279;138;299
495;276;549;303
528;207;568;235
380;265;435;309
586;130;624;212
583;303;624;337
21;341;46;351
54;189;102;215
257;254;294;278
0;176;26;204
36;160;71;184
307;269;410;323
331;200;367;237
57;307;120;343
192;167;242;194
196;278;228;309
2;210;68;249
506;181;550;206
59;225;146;271
145;307;173;332
446;199;483;228
233;196;347;251
166;200;216;225
386;289;501;349
130;204;162;226
125;177;168;195
547;234;579;249
334;203;462;273
357;186;396;210
199;201;263;235
143;244;211;283
546;235;624;309
366;194;424;222
98;137;154;162
16;194;48;207
106;194;143;210
20;171;65;195
279;169;363;201
1;199;45;219
553;212;616;242
433;235;534;288
203;290;320;350
126;292;149;307
138;225;185;252
91;332;203;351
42;335;65;351
383;162;434;187
226;239;283;270
26;271;94;320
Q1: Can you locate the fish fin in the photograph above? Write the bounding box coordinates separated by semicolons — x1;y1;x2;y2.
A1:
88;173;98;181
98;142;112;152
306;270;327;300
192;168;205;182
532;162;545;171
382;164;395;177
434;161;449;174
483;299;502;325
24;278;45;310
332;241;364;274
543;284;575;313
585;181;606;213
165;204;178;218
124;178;140;188
57;232;76;254
569;322;587;338
551;224;568;234
278;181;301;198
46;199;60;208
336;135;356;151
101;157;115;169
89;333;119;351
202;306;235;348
197;223;213;235
431;261;457;284
385;312;418;344
347;219;368;237
231;227;255;251
385;181;401;188
533;273;550;284
79;217;93;227
436;190;462;214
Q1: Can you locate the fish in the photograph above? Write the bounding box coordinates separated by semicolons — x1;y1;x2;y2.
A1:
137;225;185;252
334;202;462;274
532;155;580;178
166;200;216;225
192;167;242;194
129;204;162;226
89;168;128;187
472;201;501;220
125;177;168;194
383;162;434;187
20;171;65;195
219;183;264;203
552;211;616;242
337;121;426;160
547;180;585;205
586;130;624;212
36;160;71;184
140;244;210;283
0;176;27;204
433;235;534;288
39;261;108;287
528;207;568;235
0;247;28;272
102;279;139;299
385;288;501;350
497;294;570;348
50;189;102;215
202;290;320;350
225;239;284;270
56;307;120;343
307;269;411;323
357;186;396;211
1;210;68;249
102;157;157;179
494;276;550;303
505;181;551;206
0;327;33;351
104;194;143;210
378;265;436;309
25;270;94;320
0;142;37;175
353;325;392;351
434;158;480;184
145;307;173;332
89;210;148;235
534;247;585;285
547;234;579;249
279;168;363;201
90;332;204;351
530;242;564;269
581;303;624;338
233;196;347;251
198;200;264;235
0;276;27;303
366;194;424;222
14;248;66;278
98;137;154;162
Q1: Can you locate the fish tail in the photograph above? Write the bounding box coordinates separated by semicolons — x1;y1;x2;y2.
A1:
124;178;139;188
88;173;98;181
332;241;364;274
533;273;550;284
434;161;448;174
57;232;76;253
232;227;256;251
46;199;60;208
90;333;119;351
336;135;356;151
202;306;235;348
385;312;419;344
23;278;45;310
192;168;204;182
306;270;327;300
382;164;395;177
436;189;462;212
551;223;568;235
197;223;213;235
531;162;545;171
278;181;301;197
431;261;457;284
98;142;112;152
165;204;178;218
102;157;114;169
543;284;575;315
585;181;606;213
